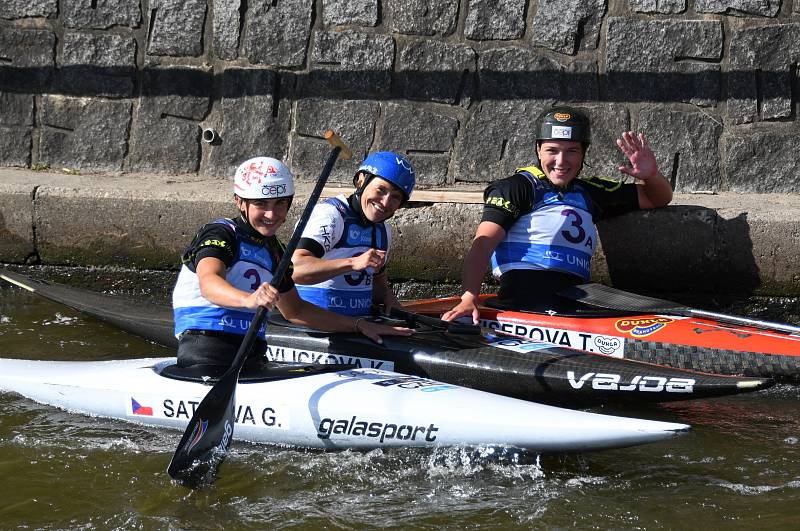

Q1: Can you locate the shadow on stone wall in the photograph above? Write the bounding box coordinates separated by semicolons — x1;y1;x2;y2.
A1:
597;206;760;297
0;65;793;104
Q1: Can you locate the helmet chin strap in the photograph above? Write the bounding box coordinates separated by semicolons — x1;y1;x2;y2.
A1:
352;174;374;224
236;198;263;237
239;203;257;233
354;173;372;197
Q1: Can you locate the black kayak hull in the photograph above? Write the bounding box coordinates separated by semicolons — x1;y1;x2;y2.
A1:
0;269;773;407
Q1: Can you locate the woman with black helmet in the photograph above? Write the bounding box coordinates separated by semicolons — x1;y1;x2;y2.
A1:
442;107;673;323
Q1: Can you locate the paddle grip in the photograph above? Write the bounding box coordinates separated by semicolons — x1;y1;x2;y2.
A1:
324;129;352;160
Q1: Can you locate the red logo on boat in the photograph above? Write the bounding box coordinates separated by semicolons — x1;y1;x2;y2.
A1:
131;397;154;416
614;317;673;337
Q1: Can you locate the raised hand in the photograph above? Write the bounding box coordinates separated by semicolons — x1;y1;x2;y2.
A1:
616;131;660;181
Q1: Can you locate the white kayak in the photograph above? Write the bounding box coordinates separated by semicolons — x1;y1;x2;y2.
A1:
0;357;690;452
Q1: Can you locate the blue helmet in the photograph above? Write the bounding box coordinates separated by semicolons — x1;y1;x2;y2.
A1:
354;151;415;201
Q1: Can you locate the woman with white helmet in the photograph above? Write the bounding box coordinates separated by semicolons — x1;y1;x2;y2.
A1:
172;156;411;369
291;151;415;317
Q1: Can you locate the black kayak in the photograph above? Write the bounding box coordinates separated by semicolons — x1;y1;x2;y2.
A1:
0;269;774;407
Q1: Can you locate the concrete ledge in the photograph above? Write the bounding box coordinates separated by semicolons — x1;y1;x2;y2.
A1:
1;168;798;295
0;181;34;263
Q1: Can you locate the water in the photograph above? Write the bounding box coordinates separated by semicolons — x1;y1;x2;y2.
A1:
2;279;800;529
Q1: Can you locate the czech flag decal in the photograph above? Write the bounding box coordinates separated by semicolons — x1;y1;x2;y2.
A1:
131;397;154;416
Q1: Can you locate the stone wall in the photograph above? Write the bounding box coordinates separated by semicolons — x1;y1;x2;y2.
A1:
2;1;800;192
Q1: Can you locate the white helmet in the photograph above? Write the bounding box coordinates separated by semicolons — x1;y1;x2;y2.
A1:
233;157;295;199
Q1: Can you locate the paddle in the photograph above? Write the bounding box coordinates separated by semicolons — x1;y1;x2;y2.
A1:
560;282;800;335
167;131;352;487
388;306;481;335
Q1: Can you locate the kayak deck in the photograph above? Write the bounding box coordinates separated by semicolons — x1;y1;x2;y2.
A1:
404;294;800;382
0;357;690;453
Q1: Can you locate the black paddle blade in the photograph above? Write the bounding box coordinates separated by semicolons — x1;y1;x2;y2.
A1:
167;370;238;488
560;283;685;314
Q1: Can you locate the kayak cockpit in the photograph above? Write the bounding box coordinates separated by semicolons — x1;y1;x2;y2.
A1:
154;359;356;384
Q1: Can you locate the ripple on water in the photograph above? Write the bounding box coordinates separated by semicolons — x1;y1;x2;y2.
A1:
3;286;800;528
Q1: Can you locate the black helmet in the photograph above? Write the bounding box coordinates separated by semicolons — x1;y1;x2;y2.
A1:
536;107;591;146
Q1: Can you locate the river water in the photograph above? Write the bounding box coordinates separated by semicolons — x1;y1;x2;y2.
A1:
1;271;800;529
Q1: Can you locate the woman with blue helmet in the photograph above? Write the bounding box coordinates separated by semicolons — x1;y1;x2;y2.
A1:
292;151;415;316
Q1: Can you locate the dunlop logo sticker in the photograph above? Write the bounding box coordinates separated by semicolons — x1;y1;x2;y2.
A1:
614;317;673;337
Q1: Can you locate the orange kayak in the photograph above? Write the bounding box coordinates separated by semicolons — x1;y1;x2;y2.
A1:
404;293;800;382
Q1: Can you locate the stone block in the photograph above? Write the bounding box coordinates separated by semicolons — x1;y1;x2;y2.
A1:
531;0;606;55
61;32;137;69
203;68;291;178
147;0;207;57
478;47;559;100
322;0;378;26
0;126;31;167
0;102;32;164
396;39;475;103
0;27;55;91
0;0;57;19
379;102;458;187
464;0;526;40
59;32;136;97
306;31;394;94
0;183;34;263
453;100;552;183
291;99;380;184
606;18;722;107
728;24;800;124
0;92;34;126
386;0;458;36
62;0;141;29
629;0;685;13
381;103;458;153
724;132;800;193
0;27;54;68
127;67;211;174
638;107;722;192
696;0;780;16
39;96;132;172
213;0;240;60
242;0;313;67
